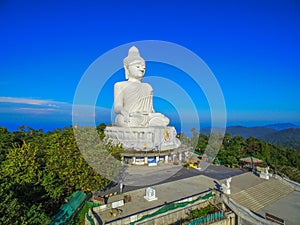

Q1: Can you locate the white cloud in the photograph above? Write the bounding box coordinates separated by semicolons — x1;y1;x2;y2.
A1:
0;97;68;114
0;97;69;107
0;96;112;119
47;104;59;108
13;107;57;115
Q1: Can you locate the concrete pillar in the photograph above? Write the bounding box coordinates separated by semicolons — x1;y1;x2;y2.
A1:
165;155;168;163
178;153;182;161
132;156;136;164
144;156;148;164
172;154;176;162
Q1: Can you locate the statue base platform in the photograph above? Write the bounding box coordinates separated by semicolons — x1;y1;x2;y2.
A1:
260;172;270;180
144;196;158;202
104;126;181;151
104;126;189;166
222;187;231;195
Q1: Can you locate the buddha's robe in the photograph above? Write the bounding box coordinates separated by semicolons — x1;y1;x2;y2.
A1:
114;81;169;127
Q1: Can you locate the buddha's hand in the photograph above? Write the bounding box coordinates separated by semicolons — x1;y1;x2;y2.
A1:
129;112;143;117
120;109;130;123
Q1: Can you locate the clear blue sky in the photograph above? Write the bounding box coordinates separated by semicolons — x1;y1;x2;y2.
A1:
1;0;300;132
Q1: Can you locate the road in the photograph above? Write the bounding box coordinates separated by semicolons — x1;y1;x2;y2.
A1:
96;163;245;197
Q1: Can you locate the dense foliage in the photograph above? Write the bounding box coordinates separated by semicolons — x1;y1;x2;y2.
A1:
262;128;300;150
200;126;300;150
185;131;300;183
189;204;216;219
0;124;123;225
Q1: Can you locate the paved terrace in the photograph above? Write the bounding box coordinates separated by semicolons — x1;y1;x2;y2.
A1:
95;165;300;225
97;163;245;196
96;175;216;224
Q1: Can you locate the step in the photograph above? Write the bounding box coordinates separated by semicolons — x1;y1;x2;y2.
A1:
231;178;294;212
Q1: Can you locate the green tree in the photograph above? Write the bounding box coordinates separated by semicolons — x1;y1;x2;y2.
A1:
0;142;50;224
178;133;189;145
196;134;208;154
191;128;199;148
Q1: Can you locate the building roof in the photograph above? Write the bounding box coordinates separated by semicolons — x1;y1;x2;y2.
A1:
239;156;263;164
97;175;216;224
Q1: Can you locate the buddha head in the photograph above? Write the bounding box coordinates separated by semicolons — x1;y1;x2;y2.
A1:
123;46;146;81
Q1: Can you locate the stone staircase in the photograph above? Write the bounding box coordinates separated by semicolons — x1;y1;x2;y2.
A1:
231;178;293;212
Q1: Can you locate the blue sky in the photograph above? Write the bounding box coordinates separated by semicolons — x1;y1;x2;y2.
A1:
1;0;300;132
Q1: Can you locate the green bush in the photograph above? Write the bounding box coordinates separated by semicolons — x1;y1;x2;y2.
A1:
189;204;215;219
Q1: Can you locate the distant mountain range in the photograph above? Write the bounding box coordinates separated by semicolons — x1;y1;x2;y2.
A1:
201;123;300;150
263;123;300;130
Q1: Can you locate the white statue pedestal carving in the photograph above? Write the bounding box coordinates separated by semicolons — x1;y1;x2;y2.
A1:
144;187;157;202
222;177;232;195
260;172;270;180
259;166;270;180
105;126;181;151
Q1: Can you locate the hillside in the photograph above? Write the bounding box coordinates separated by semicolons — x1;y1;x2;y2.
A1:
261;128;300;150
200;126;276;139
226;126;276;139
200;123;300;150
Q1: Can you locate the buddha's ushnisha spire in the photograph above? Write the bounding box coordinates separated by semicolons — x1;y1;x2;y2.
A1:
123;46;145;67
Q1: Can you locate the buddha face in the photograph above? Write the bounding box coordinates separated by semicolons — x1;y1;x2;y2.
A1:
127;61;146;80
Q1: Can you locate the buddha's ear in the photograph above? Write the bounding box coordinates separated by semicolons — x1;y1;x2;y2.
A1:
124;67;129;80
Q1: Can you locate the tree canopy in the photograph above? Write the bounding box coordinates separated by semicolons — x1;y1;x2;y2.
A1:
191;131;300;182
0;124;123;224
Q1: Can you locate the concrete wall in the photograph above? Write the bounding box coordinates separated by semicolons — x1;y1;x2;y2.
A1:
272;174;300;191
137;201;210;225
137;210;235;225
85;208;100;225
220;192;278;225
210;213;236;225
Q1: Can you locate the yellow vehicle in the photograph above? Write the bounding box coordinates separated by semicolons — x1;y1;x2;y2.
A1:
189;161;200;169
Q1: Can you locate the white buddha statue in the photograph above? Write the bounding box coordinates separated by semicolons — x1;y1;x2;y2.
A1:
114;46;170;127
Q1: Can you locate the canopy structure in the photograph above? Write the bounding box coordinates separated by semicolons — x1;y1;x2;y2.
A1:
240;156;263;165
50;191;87;225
